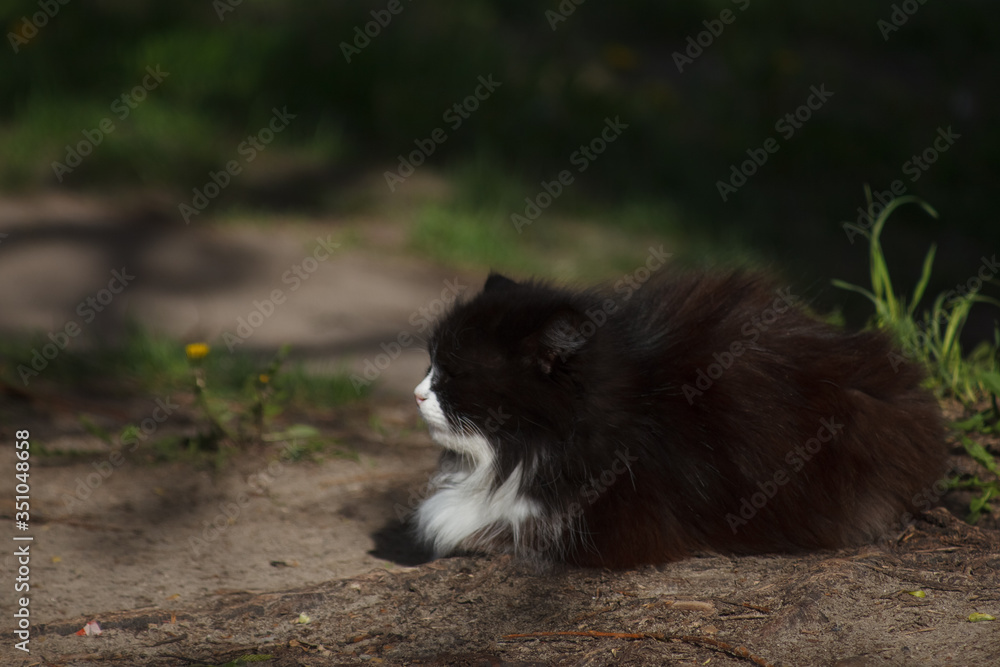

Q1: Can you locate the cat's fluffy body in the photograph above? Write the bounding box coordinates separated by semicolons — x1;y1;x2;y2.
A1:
413;271;946;568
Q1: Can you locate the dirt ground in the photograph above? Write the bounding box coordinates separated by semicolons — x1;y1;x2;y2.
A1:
19;512;1000;667
1;195;999;666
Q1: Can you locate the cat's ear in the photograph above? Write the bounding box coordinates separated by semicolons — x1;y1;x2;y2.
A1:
484;272;519;292
530;310;588;375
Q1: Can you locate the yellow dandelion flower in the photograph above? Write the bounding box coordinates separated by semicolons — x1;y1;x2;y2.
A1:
259;374;270;384
185;343;210;360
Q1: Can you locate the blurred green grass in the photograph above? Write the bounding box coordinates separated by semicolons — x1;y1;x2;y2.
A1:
4;1;993;206
407;165;768;281
2;0;998;334
0;322;361;408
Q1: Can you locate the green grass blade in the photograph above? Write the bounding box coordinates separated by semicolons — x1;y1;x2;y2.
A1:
908;243;937;318
831;279;879;309
952;413;986;432
79;415;114;446
960;435;999;475
861;193;937;324
940;298;972;362
867;195;934;303
980;370;1000;397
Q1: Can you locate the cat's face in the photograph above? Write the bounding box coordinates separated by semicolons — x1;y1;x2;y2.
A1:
414;274;591;466
414;363;494;464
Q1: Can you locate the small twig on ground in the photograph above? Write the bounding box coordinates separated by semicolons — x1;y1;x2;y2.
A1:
851;561;968;592
160;654;203;664
715;598;773;614
145;633;187;647
504;631;647;640
501;630;776;666
663;599;715;612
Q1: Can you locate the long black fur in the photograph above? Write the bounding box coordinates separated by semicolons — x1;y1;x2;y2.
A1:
420;270;947;567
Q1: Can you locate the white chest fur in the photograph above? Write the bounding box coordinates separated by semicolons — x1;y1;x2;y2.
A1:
414;367;541;556
415;460;540;557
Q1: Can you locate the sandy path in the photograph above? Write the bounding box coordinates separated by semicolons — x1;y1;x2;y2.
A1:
0;193;479;398
0;194;468;625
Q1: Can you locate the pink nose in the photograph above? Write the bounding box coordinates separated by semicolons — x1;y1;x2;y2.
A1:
415;393;426;404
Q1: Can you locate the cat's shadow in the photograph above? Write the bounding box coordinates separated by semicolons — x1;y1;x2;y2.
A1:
369;519;434;566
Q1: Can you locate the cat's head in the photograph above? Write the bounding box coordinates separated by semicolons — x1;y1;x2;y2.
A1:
414;273;597;467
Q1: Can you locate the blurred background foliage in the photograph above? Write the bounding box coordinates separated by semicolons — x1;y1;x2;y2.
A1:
1;0;998;334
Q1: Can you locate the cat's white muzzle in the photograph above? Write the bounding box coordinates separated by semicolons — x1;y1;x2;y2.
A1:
415;367;493;465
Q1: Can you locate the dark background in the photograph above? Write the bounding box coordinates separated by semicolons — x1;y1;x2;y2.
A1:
2;0;998;336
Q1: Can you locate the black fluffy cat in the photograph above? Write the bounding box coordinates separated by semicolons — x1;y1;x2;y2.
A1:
413;270;946;568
